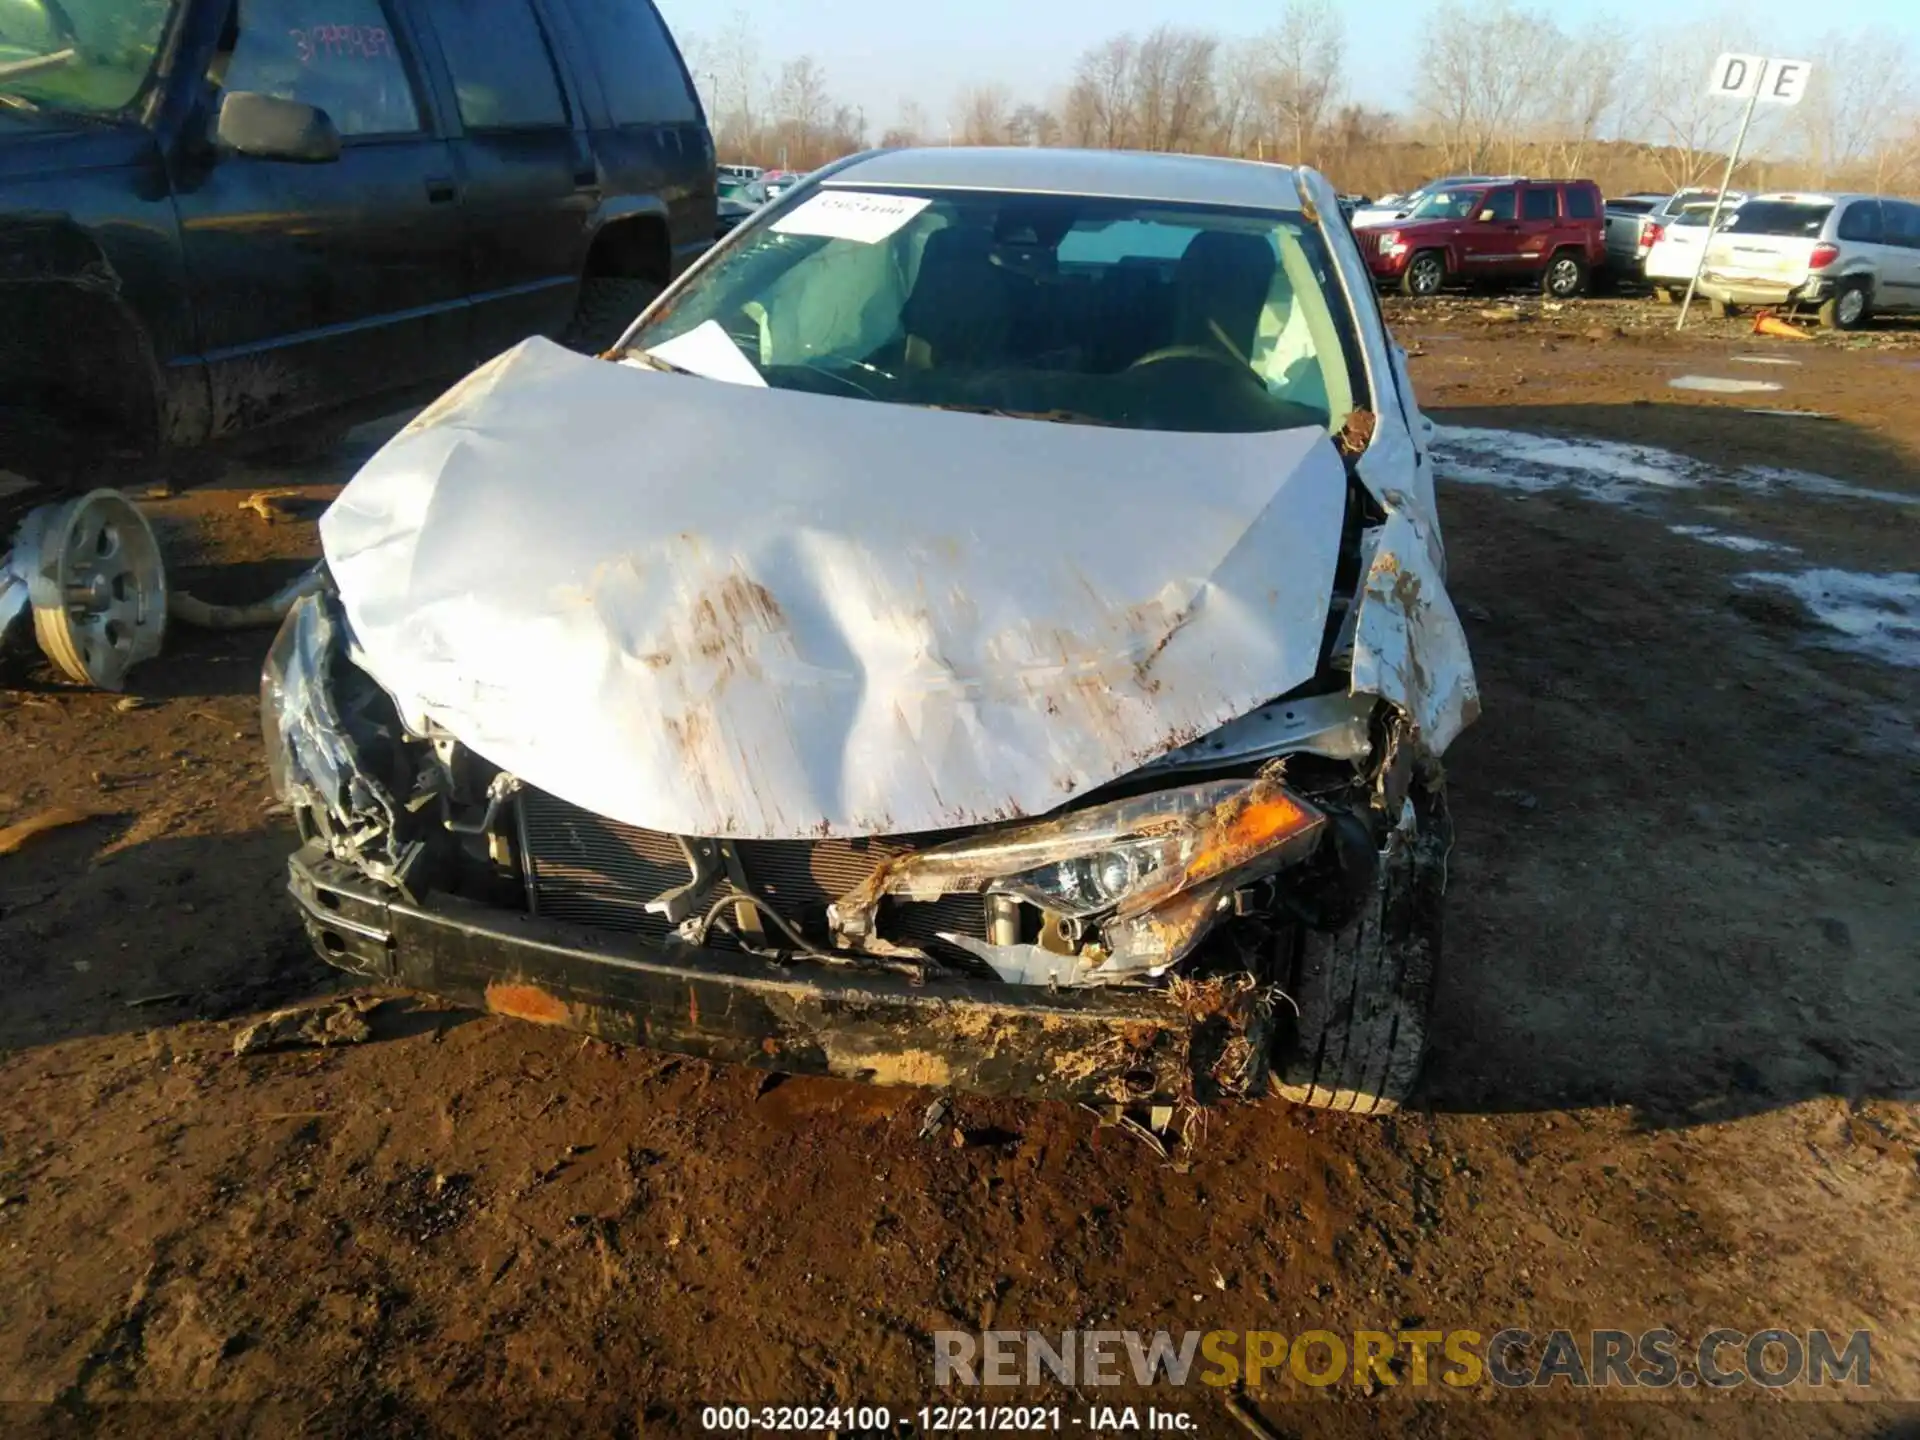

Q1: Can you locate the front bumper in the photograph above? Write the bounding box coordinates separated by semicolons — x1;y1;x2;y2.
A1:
1365;246;1411;281
288;847;1194;1102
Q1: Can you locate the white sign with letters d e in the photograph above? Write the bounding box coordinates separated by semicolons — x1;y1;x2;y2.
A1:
1709;52;1814;106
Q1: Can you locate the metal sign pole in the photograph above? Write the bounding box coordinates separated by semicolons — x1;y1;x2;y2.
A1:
1677;67;1765;331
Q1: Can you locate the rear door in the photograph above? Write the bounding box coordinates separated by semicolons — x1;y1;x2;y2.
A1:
172;0;470;437
1515;184;1561;273
1706;199;1834;285
1881;201;1920;312
548;0;712;278
413;0;594;356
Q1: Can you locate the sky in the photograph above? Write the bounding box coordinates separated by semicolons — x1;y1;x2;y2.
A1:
654;0;1920;136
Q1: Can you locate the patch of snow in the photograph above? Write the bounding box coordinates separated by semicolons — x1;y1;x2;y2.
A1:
1667;525;1799;555
1669;375;1784;393
1740;570;1920;669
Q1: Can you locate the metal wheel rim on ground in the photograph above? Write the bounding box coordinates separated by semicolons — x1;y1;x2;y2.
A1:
24;490;167;689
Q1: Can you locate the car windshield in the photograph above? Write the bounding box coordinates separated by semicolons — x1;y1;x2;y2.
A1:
1671;202;1725;228
627;185;1361;436
1407;189;1485;221
1724;201;1834;238
0;0;177;115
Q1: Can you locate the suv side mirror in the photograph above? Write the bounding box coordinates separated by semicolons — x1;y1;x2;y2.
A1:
216;91;342;163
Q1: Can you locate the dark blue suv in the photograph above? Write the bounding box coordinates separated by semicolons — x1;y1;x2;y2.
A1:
0;0;714;503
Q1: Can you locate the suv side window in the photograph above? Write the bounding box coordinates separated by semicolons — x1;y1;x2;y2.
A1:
1522;188;1557;221
219;0;421;137
1837;200;1884;244
1886;201;1920;249
428;0;567;129
1479;190;1517;223
561;0;698;125
1565;187;1597;220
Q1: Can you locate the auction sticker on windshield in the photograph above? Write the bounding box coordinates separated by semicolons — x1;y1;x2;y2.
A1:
772;190;933;243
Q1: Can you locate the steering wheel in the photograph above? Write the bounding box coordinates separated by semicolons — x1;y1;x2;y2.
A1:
1127;344;1251;373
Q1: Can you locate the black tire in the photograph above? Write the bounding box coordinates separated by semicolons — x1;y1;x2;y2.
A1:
1542;250;1588;299
561;276;663;355
1400;251;1446;298
1274;796;1449;1115
1818;280;1870;331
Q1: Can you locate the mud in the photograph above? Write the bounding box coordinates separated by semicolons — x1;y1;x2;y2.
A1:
1;299;1917;1435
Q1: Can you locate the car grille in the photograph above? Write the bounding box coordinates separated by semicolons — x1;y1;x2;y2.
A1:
516;789;994;973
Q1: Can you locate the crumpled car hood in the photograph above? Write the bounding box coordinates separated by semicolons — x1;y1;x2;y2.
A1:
321;338;1353;839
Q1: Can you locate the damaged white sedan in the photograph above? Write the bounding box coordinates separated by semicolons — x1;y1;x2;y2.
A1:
264;147;1477;1113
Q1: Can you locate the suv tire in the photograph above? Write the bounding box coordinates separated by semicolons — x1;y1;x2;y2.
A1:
1274;793;1449;1115
562;277;663;355
1819;280;1870;331
1543;251;1588;299
1401;251;1446;298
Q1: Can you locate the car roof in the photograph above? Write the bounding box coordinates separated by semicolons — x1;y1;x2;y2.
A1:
1749;192;1846;205
822;147;1308;210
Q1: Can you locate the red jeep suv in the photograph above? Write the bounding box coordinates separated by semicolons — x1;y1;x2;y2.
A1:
1363;179;1605;299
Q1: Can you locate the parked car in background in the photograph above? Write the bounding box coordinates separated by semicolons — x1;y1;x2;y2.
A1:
1606;189;1744;285
0;0;715;514
1696;192;1920;329
719;163;764;185
1366;178;1605;298
1643;197;1741;301
1351;175;1521;229
1602;192;1673;276
270;146;1479;1116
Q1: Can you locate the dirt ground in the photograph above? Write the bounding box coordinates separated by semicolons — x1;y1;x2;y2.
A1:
1;297;1917;1438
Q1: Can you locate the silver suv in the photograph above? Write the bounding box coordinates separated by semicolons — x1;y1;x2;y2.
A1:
1696;192;1920;329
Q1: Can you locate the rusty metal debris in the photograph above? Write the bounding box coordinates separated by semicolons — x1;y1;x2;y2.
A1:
0;806;94;856
232;995;383;1056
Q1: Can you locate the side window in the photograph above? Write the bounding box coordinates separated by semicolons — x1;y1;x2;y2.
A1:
220;0;421;137
427;0;567;129
1564;187;1597;220
1837;200;1883;244
561;0;697;125
1522;188;1557;221
1479;190;1517;223
1887;201;1920;249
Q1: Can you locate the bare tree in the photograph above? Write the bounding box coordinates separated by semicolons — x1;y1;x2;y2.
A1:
710;9;763;158
1414;0;1558;172
882;98;930;150
1067;35;1138;149
1543;21;1630;176
953;84;1014;146
1628;17;1776;189
1247;0;1345;165
1798;29;1917;186
773;56;833;167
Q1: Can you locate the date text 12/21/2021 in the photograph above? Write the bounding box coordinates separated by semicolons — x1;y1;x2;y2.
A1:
699;1406;1196;1432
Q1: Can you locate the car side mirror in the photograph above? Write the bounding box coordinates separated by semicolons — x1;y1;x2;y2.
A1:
1478;210;1496;223
216;91;341;163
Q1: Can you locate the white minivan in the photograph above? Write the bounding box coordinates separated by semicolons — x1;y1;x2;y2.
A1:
1696;192;1920;329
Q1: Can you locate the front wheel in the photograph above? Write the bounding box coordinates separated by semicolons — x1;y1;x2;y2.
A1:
1400;251;1446;298
1273;793;1450;1115
1543;252;1588;299
1819;280;1870;331
562;276;664;355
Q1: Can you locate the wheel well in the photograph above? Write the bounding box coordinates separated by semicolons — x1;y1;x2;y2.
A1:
0;284;161;483
581;216;671;286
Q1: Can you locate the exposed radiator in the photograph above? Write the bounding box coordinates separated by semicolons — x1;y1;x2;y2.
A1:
517;788;992;971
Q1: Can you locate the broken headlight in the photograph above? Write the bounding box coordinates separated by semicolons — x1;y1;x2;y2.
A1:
837;777;1326;928
261;589;417;883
